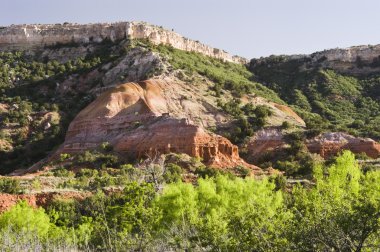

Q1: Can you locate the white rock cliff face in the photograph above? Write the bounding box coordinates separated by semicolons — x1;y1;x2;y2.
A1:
313;45;380;63
0;22;247;64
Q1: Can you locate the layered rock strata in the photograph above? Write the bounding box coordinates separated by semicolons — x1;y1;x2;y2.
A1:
247;128;286;161
306;132;380;159
248;130;380;161
251;44;380;75
0;22;247;64
61;79;260;171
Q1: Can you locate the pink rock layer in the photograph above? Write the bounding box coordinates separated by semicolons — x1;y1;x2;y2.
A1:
60;80;260;172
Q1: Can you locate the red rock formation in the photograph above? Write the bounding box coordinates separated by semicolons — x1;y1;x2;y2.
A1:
60;80;260;172
306;132;380;159
248;130;380;161
247;128;286;161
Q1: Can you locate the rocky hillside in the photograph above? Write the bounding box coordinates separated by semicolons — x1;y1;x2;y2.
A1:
0;21;380;178
250;44;380;138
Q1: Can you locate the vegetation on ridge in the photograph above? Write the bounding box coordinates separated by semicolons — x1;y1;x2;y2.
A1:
250;56;380;139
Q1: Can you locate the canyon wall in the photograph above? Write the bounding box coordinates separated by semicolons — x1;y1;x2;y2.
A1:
0;22;247;64
251;44;380;75
311;45;380;64
60;79;260;172
306;132;380;159
248;130;380;161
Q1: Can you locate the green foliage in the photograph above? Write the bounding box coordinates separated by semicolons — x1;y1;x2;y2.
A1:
0;152;379;250
145;41;284;102
76;150;120;169
100;141;113;152
156;175;290;251
106;182;161;248
251;57;380;139
218;99;273;143
234;165;251;178
195;165;222;178
163;163;182;183
288;151;380;250
0;201;52;239
59;153;71;162
271;131;318;176
53;167;74;178
0;178;23;194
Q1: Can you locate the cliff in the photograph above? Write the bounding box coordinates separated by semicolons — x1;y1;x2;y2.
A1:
60;79;261;172
248;130;380;161
0;21;247;64
250;44;380;75
306;132;380;159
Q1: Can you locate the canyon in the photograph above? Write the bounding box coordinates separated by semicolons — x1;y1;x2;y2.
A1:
1;20;380;179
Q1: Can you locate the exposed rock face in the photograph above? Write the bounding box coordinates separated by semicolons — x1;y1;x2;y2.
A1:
306;132;380;159
272;104;305;126
248;130;380;161
313;45;380;64
61;79;259;171
251;44;380;75
0;22;247;64
247;128;286;161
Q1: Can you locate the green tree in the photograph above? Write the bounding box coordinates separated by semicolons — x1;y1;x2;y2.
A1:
289;151;380;251
0;201;51;238
156;175;291;251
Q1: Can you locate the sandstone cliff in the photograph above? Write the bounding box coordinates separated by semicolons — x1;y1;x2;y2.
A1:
247;128;286;161
0;22;247;64
251;44;380;75
60;79;260;172
306;132;380;159
248;129;380;161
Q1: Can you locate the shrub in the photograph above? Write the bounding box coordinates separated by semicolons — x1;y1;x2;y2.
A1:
163;163;182;183
76;168;98;178
281;121;291;129
0;201;51;238
53;167;74;178
234;165;251;178
0;178;23;194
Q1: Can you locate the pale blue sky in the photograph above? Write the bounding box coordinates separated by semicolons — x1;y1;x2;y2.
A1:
1;0;380;58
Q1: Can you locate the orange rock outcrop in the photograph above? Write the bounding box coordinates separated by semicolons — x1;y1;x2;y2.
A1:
248;130;380;161
306;132;380;159
60;80;260;172
247;128;286;161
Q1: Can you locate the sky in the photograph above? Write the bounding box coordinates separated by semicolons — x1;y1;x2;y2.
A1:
1;0;380;58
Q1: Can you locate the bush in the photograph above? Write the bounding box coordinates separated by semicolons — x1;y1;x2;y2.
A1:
195;166;221;178
0;178;23;194
234;165;251;178
163;163;182;183
281;121;291;129
53;167;74;178
76;168;98;178
0;201;51;238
